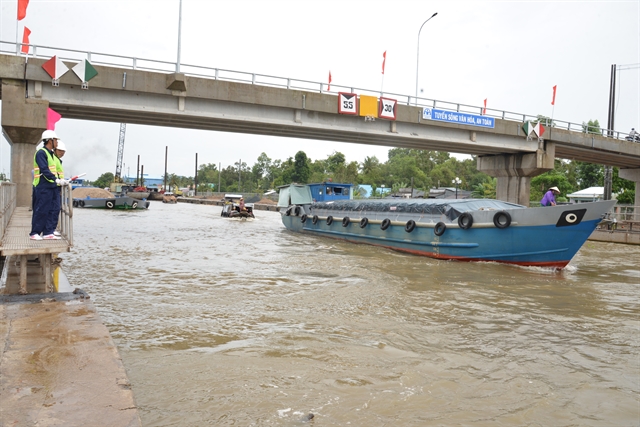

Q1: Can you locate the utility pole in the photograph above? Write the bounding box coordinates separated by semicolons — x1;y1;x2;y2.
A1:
238;158;241;191
194;153;198;196
136;155;140;187
164;146;168;192
218;162;221;194
604;64;615;201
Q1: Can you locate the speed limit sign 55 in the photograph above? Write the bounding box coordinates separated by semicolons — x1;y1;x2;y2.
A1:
338;92;358;115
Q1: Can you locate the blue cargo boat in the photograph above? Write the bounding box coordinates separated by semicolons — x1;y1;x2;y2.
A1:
277;184;616;269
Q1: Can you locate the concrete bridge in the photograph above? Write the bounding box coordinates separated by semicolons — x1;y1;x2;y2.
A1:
1;49;639;207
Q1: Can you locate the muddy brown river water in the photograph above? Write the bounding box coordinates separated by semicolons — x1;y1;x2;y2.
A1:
63;202;639;426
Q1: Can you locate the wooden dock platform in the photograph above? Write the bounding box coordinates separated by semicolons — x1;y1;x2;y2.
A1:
1;207;71;294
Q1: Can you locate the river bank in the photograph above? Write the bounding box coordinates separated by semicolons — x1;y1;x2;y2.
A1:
0;292;141;426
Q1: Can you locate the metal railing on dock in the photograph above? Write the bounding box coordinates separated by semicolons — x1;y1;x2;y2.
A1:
0;182;17;242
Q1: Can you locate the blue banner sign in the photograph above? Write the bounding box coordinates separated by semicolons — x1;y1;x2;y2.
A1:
423;108;495;128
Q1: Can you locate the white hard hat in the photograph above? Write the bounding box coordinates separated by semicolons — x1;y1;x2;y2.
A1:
549;186;560;193
56;140;66;151
41;130;58;141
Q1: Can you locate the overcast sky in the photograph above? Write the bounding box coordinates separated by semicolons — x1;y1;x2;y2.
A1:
0;0;638;181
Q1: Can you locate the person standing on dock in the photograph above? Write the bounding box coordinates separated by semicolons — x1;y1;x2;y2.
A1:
29;131;66;240
540;186;560;207
51;140;67;236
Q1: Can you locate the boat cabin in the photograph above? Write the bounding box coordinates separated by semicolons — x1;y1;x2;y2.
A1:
307;182;352;202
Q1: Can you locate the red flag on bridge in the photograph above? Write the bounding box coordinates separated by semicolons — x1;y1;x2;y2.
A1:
551;85;557;105
328;71;332;91
47;108;61;130
20;26;31;54
381;51;387;75
17;0;29;20
483;98;487;115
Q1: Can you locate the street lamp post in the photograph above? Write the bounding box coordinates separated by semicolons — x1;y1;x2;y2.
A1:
452;177;461;199
415;12;438;105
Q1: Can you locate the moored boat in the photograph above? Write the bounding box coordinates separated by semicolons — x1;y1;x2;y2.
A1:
73;194;150;210
278;184;616;269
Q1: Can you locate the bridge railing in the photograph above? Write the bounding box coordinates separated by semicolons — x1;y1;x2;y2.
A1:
1;40;635;141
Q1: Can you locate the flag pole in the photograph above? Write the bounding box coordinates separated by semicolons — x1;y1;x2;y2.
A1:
176;0;183;72
380;51;386;95
15;3;19;54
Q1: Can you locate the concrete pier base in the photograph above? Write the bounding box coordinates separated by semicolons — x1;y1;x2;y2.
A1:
618;168;640;208
0;292;141;427
477;142;555;206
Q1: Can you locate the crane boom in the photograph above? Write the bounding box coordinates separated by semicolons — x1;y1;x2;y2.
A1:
114;123;126;182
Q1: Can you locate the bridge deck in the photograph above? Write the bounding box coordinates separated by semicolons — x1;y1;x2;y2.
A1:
1;207;71;294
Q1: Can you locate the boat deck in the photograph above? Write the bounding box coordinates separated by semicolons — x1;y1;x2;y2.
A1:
1;207;71;294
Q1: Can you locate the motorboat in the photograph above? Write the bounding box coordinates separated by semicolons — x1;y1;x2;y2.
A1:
221;194;255;219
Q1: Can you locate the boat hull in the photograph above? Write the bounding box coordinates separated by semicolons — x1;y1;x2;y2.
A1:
73;196;150;210
280;200;616;269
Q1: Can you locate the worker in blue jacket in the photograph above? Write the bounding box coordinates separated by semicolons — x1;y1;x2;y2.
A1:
30;130;67;240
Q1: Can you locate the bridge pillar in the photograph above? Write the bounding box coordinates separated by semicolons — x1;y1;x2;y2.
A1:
1;79;48;207
619;168;640;208
477;143;555;206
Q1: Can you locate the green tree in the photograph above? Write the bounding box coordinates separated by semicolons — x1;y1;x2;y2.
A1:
93;172;114;189
575;161;603;188
386;151;429;189
197;163;219;189
359;156;384;185
291;151;311;183
534;115;555;127
252;152;272;190
326;151;346;173
471;177;496;199
582;119;602;135
333;161;359;184
616;188;635;204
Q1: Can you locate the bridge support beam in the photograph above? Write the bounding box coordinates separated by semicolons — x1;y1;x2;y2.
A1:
1;79;48;207
477;143;556;206
619;168;640;208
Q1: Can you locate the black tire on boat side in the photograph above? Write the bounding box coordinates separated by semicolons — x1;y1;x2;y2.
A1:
342;217;350;227
301;214;307;223
285;208;292;216
405;220;416;233
434;222;446;236
132;201;138;209
78;200;85;207
312;215;319;224
381;218;391;230
360;217;368;228
493;211;511;229
106;200;115;209
458;213;473;229
294;206;301;216
326;216;334;225
73;200;78;208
